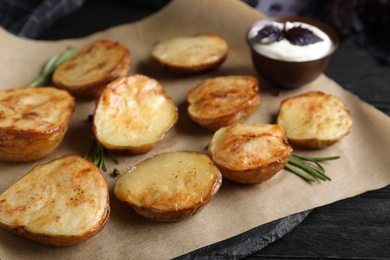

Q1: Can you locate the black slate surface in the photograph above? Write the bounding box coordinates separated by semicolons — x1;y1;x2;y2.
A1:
30;1;390;259
174;211;311;260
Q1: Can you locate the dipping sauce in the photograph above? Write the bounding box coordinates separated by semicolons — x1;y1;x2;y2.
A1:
248;21;333;62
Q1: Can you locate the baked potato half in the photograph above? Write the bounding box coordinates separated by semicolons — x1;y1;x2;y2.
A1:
52;39;130;98
208;123;293;184
93;74;178;154
114;151;222;222
152;34;228;73
276;91;353;149
187;75;260;131
0;155;110;247
0;86;75;162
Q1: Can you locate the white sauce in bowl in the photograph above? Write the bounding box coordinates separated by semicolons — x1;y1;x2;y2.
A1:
248;21;333;62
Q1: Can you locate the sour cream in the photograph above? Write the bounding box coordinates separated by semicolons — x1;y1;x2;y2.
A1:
248;21;333;62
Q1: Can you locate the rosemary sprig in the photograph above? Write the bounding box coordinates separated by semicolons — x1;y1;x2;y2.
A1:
285;154;340;182
84;137;120;172
30;46;76;86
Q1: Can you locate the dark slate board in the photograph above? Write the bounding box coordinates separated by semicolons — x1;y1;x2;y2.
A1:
174;211;311;260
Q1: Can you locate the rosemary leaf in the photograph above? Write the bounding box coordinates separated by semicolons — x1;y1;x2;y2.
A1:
106;149;121;164
52;46;75;69
29;74;50;87
84;137;120;172
84;139;96;160
291;154;340;162
42;54;61;74
285;163;316;182
289;156;331;181
285;154;339;182
30;46;75;87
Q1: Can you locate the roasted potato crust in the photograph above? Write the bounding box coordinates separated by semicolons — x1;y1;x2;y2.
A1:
208;123;293;184
0;86;75;162
152;34;228;73
0;155;110;247
52;39;131;98
276;91;353;149
114;151;222;222
187;75;260;131
93;74;178;154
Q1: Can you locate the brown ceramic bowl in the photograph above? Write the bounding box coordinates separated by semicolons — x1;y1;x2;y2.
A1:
246;16;339;89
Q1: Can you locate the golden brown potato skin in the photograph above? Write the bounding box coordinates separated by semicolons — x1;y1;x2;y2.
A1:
0;155;110;247
0;86;75;162
114;151;222;222
93;74;178;155
208;123;293;184
151;34;228;73
52;39;130;98
277;91;353;149
187;75;260;131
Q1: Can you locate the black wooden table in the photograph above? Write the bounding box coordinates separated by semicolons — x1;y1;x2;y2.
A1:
37;1;390;259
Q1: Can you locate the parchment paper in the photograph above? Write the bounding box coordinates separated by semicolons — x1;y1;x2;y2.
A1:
1;0;390;259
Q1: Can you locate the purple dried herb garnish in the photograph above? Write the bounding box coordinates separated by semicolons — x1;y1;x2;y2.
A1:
250;23;323;46
249;24;284;44
285;26;323;46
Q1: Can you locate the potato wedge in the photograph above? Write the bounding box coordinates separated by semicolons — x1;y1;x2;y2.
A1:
276;91;353;149
52;40;130;98
208;123;293;184
114;151;222;222
0;155;110;247
93;75;178;154
0;86;75;162
187;75;260;131
152;34;228;73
